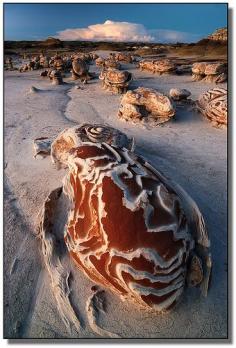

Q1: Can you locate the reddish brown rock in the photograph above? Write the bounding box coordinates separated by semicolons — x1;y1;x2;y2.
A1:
63;143;211;311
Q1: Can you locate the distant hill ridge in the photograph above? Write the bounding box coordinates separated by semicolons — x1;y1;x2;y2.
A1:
42;37;62;47
4;28;227;60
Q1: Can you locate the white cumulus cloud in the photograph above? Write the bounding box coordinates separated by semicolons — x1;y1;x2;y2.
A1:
57;20;154;42
57;20;201;43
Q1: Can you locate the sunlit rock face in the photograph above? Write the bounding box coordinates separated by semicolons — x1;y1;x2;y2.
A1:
104;59;121;70
207;27;227;42
197;87;227;127
139;59;176;74
192;62;227;83
115;52;133;63
63;142;211;311
152;59;176;74
99;68;132;94
138;59;155;72
118;87;175;125
51;123;134;168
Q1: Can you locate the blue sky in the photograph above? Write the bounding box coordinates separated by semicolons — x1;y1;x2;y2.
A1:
4;3;227;42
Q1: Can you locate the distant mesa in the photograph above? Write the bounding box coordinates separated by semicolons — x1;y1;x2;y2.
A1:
196;27;227;48
42;37;62;47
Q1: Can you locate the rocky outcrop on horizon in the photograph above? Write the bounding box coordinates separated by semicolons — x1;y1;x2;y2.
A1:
207;28;227;42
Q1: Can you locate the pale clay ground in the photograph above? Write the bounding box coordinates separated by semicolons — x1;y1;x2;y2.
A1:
4;53;227;339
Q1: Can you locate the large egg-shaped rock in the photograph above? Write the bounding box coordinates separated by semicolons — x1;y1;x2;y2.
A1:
63;143;211;311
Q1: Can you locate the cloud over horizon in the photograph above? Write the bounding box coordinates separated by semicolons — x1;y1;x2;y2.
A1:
57;20;202;43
